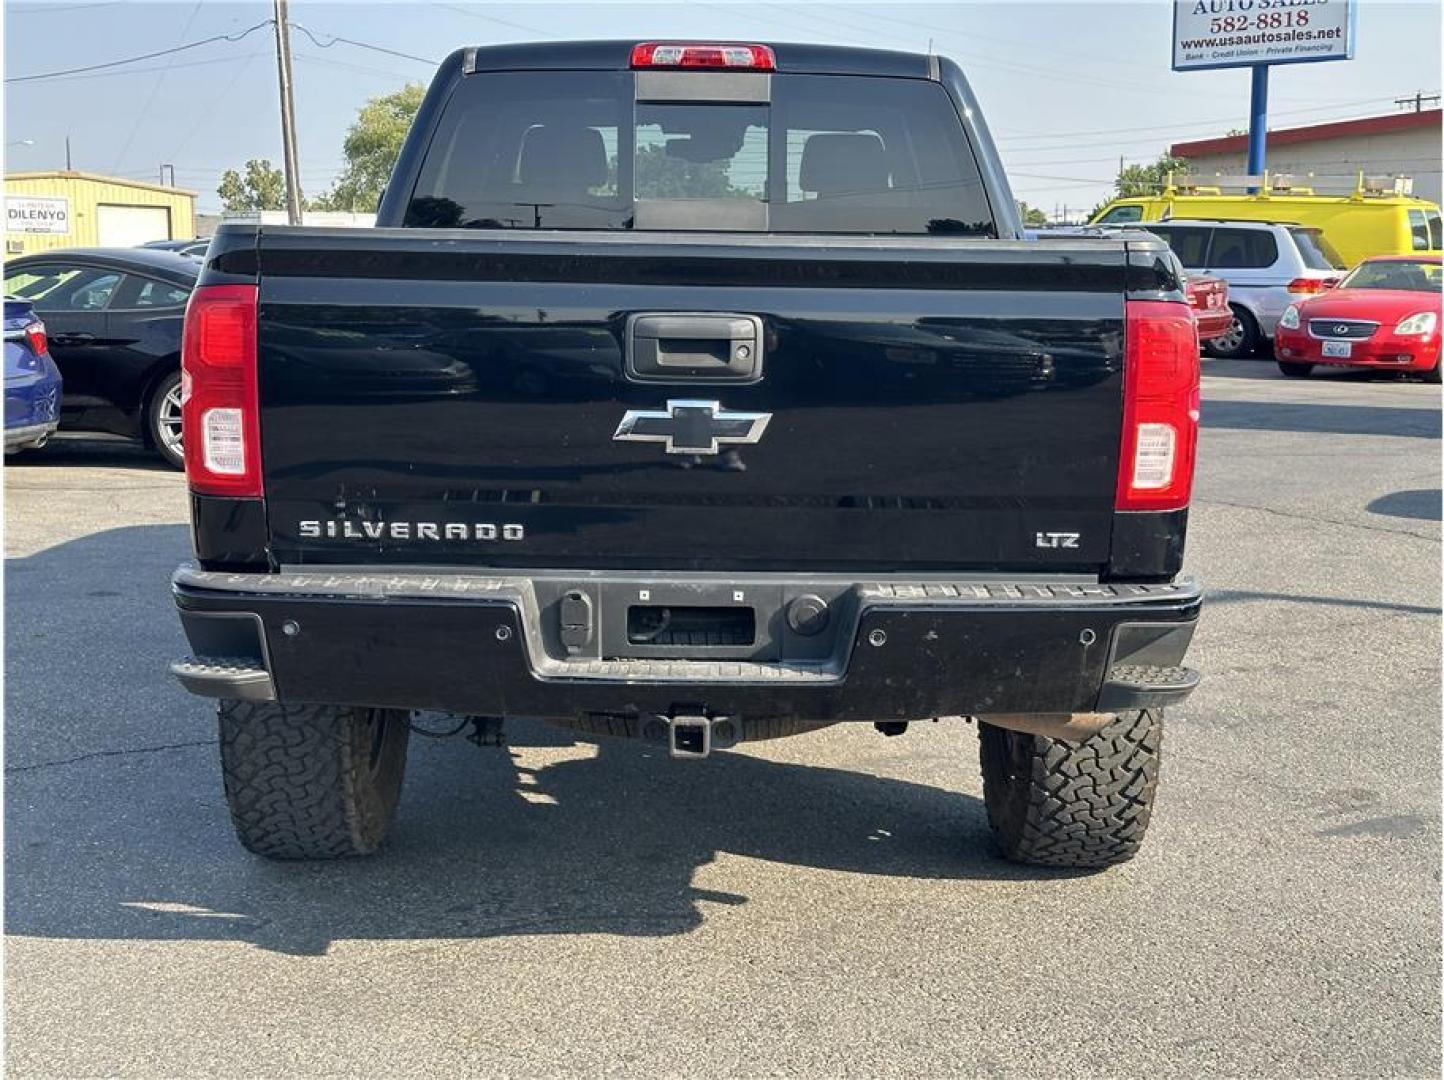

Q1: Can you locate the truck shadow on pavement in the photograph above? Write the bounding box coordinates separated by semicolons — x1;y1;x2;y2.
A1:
5;524;1065;958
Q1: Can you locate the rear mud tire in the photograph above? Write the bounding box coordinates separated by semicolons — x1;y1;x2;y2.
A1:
978;709;1162;869
218;699;410;859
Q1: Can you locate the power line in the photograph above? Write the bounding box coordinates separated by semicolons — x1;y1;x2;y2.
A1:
432;2;551;38
995;97;1405;145
289;23;438;66
112;0;205;173
9;1;122;12
759;2;1168;94
800;1;1160;75
5;19;273;84
292;51;427;82
5;51;260;86
165;52;267;164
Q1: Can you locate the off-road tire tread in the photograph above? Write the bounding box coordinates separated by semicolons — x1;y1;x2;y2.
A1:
218;699;408;859
979;709;1161;868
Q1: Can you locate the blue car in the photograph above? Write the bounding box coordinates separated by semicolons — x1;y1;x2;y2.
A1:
4;296;62;453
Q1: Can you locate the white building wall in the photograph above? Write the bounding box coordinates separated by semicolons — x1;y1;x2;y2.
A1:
1178;126;1442;204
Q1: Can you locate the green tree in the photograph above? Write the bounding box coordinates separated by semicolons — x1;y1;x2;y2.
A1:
1016;201;1049;227
1089;151;1189;219
311;84;426;212
1114;151;1188;198
216;158;286;212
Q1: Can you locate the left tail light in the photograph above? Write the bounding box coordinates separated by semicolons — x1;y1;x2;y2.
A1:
181;283;262;497
24;320;47;357
1116;300;1201;512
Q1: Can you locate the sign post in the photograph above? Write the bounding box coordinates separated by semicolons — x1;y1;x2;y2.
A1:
1172;1;1357;186
1248;64;1269;186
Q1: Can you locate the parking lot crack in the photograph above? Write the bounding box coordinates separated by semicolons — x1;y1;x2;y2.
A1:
1196;497;1438;541
5;739;216;775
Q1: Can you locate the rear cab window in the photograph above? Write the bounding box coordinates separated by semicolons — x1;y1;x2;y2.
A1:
404;71;996;236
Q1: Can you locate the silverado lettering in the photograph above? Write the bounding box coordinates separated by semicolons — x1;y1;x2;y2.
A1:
298;520;526;541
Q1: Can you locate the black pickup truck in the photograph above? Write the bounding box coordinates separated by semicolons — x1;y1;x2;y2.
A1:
170;40;1202;867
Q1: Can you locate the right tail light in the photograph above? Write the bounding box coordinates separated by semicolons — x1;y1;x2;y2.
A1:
1116;300;1200;512
181;283;262;497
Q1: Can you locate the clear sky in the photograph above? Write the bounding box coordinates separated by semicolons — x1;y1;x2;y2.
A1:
4;0;1440;217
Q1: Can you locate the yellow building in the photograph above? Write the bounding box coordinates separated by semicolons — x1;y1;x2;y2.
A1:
4;171;196;256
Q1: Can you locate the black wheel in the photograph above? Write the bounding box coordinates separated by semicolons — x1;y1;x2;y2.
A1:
1277;361;1314;378
1423;358;1442;384
1203;304;1260;359
218;700;410;859
146;369;184;469
978;710;1161;868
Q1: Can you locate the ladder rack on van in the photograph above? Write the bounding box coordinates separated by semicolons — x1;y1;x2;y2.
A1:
1164;171;1416;200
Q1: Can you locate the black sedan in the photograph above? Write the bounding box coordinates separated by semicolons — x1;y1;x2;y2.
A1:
3;247;198;467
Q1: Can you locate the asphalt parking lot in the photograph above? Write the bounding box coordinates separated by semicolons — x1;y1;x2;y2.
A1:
4;359;1440;1077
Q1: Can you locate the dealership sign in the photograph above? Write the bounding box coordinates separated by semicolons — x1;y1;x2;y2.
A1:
6;196;70;234
1173;0;1355;71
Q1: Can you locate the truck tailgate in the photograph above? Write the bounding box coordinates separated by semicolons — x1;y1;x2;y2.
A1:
254;228;1132;572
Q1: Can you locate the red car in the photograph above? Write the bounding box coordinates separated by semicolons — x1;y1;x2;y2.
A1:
1184;273;1232;343
1275;255;1442;382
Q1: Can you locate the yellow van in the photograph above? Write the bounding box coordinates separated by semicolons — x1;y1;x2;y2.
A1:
1090;174;1442;268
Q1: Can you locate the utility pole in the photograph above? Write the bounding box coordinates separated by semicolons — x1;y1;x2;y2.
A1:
1395;92;1440;112
272;0;304;224
65;134;72;170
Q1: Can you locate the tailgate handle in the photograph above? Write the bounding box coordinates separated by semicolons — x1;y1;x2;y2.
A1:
626;313;763;383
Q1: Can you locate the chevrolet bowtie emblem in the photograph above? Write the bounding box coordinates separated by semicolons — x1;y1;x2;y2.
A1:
613;399;771;455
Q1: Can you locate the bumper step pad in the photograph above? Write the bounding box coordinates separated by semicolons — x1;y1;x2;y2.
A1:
170;656;276;702
1097;664;1200;712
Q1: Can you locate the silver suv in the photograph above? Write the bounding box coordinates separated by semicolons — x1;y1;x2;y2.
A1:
1139;219;1347;358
